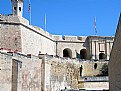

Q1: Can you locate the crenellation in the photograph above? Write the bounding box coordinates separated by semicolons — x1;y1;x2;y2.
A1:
54;35;87;42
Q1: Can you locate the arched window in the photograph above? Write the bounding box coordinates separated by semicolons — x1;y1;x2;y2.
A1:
99;53;105;59
63;48;72;58
80;49;87;59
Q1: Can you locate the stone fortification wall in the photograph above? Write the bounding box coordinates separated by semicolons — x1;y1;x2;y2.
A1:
0;16;22;51
0;51;80;91
0;50;109;91
109;15;121;91
0;51;42;91
80;60;108;76
39;54;80;91
56;41;86;58
0;52;13;91
13;53;42;91
0;14;56;56
0;14;55;41
21;25;56;55
54;35;87;58
0;14;114;59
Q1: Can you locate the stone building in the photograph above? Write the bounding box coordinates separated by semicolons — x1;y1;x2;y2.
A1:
0;0;114;60
109;14;121;91
0;0;114;91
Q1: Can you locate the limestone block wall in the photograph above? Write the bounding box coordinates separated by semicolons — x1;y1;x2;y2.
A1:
0;52;80;91
0;15;56;56
20;25;56;56
0;14;29;24
40;55;80;91
54;35;88;58
0;23;22;51
56;36;114;59
56;41;87;58
13;53;42;91
83;82;109;90
109;15;121;91
78;76;109;90
0;15;114;59
12;59;22;91
80;61;108;77
0;51;42;91
0;53;13;91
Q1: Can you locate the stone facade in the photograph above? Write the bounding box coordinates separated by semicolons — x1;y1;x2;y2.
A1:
0;0;115;91
0;50;109;91
109;14;121;91
0;14;114;59
0;50;81;91
80;61;108;77
0;53;13;91
0;51;42;91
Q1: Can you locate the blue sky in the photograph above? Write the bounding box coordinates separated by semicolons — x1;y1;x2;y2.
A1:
0;0;121;36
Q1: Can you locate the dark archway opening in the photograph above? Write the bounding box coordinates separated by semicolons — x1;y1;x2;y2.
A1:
94;63;97;69
63;48;72;58
80;49;87;59
99;53;105;59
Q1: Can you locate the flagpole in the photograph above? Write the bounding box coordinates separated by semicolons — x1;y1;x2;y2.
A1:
28;0;31;25
94;17;97;35
44;13;46;31
30;5;31;25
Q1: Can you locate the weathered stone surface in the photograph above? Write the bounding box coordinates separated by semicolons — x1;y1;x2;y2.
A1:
109;14;121;91
0;1;114;91
80;61;108;76
44;55;80;91
0;53;12;91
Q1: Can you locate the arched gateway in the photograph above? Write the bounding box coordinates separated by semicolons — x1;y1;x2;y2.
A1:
63;48;72;58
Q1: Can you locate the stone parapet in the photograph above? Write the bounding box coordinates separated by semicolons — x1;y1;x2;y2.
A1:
53;35;87;42
0;14;55;42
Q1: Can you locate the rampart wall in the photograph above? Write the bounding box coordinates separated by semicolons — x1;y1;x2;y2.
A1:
80;60;108;76
0;51;42;91
39;54;80;91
